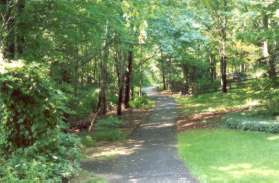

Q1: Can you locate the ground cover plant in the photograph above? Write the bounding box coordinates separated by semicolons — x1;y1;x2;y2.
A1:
0;0;279;182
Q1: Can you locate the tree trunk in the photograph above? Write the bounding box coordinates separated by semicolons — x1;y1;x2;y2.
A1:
2;0;25;59
115;50;125;116
162;71;167;90
220;0;228;93
262;14;277;80
209;54;216;81
181;65;190;95
161;60;167;90
117;85;124;115
220;55;227;92
269;53;277;80
124;49;133;108
14;0;25;58
3;0;15;59
98;22;110;115
99;51;108;115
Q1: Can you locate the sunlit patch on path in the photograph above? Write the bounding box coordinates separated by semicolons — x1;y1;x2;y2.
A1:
81;88;197;183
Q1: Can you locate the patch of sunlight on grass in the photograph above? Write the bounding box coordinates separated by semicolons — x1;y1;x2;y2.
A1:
213;163;279;177
178;129;279;183
267;135;279;141
175;88;262;116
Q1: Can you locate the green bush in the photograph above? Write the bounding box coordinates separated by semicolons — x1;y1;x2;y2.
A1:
93;129;126;141
193;79;220;95
129;96;154;109
224;113;279;133
266;89;279;116
80;135;96;147
93;117;126;141
96;116;123;129
63;85;99;120
0;63;80;182
250;78;274;91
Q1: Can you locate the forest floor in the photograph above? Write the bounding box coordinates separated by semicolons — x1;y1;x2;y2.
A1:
80;88;197;183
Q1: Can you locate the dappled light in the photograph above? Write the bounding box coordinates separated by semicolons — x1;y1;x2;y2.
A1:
0;0;278;182
267;135;279;141
178;129;279;183
86;140;145;160
213;163;279;178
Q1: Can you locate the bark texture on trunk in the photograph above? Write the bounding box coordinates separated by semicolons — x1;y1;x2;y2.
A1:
262;14;277;80
124;49;133;109
220;0;228;93
2;0;25;59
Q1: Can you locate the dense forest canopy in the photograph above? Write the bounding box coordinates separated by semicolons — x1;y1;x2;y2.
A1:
0;0;278;182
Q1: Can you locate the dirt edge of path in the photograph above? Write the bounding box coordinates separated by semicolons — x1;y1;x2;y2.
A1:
176;107;250;132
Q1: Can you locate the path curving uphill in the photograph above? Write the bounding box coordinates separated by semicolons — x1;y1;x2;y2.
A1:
82;87;197;183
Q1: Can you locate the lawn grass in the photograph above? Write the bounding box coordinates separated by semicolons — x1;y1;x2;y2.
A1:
178;129;279;183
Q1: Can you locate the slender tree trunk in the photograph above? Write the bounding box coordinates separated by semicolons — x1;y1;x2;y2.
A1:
139;62;143;96
269;53;277;80
1;0;25;59
220;0;228;93
209;54;216;81
98;22;110;115
124;49;133;108
99;50;108;115
3;0;15;59
262;14;277;80
117;85;124;115
14;0;25;58
115;50;125;116
161;60;167;90
181;64;190;95
162;70;167;90
167;57;172;90
220;54;227;92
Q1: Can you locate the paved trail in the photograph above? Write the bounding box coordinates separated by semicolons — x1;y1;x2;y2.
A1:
82;88;197;183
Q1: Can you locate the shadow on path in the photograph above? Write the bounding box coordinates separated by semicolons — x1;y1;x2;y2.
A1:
81;88;197;183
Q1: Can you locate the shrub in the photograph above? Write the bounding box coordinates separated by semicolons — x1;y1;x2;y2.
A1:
63;85;99;120
224;113;279;133
93;129;126;141
80;135;96;147
192;79;220;95
266;89;279;116
96;116;123;129
129;96;154;109
0;63;80;182
94;117;126;141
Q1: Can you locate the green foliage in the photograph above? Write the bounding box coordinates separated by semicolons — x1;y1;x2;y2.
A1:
0;132;80;183
266;90;279;116
93;129;126;142
91;117;126;142
80;135;96;148
96;117;123;129
250;79;279;115
129;96;155;109
176;88;261;116
192;79;220;95
0;63;80;181
67;86;99;119
224;112;279;133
